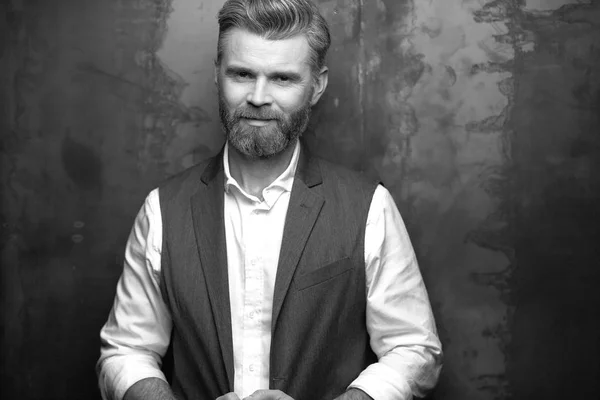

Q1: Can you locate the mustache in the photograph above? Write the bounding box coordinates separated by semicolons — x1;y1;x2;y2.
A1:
233;108;282;121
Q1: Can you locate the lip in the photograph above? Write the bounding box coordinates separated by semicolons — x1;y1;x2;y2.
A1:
242;118;273;127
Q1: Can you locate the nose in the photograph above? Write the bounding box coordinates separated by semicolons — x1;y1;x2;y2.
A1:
247;76;273;107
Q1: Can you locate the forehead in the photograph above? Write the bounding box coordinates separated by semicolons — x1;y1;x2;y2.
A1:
221;28;311;72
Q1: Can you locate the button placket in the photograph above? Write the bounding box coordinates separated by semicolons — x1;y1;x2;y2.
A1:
242;205;264;392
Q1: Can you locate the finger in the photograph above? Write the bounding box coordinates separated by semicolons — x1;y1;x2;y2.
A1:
216;392;241;400
244;389;293;400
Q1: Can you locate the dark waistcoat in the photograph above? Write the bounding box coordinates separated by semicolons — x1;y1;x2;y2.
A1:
159;145;379;400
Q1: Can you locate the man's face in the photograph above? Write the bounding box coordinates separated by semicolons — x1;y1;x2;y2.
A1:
216;28;326;159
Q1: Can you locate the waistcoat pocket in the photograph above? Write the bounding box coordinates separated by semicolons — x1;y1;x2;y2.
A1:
294;257;353;291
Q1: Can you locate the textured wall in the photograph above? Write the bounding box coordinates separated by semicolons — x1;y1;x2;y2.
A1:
510;1;600;398
1;0;599;399
1;1;179;397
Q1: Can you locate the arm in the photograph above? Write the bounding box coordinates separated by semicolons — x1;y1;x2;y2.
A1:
124;378;176;400
348;185;443;400
97;189;174;400
243;388;372;400
334;388;373;400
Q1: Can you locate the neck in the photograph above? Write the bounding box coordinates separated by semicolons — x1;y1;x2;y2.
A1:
227;140;297;198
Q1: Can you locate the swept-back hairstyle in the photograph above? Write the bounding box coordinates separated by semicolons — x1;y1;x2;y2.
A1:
216;0;331;75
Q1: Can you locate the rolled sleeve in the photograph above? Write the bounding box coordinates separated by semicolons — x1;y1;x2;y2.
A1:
98;354;167;400
96;189;172;400
349;185;443;400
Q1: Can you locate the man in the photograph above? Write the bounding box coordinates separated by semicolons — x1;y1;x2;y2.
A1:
97;1;442;399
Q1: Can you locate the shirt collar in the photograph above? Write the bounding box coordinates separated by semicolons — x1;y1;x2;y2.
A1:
223;140;301;206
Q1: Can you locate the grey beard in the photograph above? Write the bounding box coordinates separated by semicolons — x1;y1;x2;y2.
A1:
219;98;311;159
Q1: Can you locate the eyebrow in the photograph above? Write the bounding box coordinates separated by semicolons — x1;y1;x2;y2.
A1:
224;65;304;81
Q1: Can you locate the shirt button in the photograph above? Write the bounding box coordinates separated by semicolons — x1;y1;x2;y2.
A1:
249;311;255;319
249;364;255;372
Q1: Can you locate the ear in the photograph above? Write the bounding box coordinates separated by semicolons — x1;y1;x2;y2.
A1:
310;66;329;106
214;61;219;87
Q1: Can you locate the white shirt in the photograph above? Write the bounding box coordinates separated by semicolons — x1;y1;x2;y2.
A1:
97;141;442;400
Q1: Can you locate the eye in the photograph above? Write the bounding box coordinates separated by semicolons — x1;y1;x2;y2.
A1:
274;75;290;83
238;71;250;79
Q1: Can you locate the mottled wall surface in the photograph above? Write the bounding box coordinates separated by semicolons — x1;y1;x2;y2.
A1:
1;1;599;399
510;1;600;398
1;1;180;397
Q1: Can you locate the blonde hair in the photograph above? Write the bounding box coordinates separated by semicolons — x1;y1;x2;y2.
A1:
216;0;331;75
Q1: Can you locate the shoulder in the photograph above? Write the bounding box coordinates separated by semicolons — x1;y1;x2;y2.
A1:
157;155;217;204
315;156;380;192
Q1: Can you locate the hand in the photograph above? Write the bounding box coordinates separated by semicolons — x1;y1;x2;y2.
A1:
243;389;294;400
216;393;241;400
333;388;373;400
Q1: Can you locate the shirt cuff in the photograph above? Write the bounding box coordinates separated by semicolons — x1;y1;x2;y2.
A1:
348;362;413;400
98;355;168;400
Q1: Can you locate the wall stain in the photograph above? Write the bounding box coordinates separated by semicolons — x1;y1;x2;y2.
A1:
400;0;522;398
76;62;207;123
61;129;103;190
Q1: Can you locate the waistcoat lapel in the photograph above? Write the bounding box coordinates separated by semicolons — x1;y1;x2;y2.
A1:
271;145;324;332
190;151;234;392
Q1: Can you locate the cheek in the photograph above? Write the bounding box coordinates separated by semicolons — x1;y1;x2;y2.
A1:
273;87;312;111
220;81;248;107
